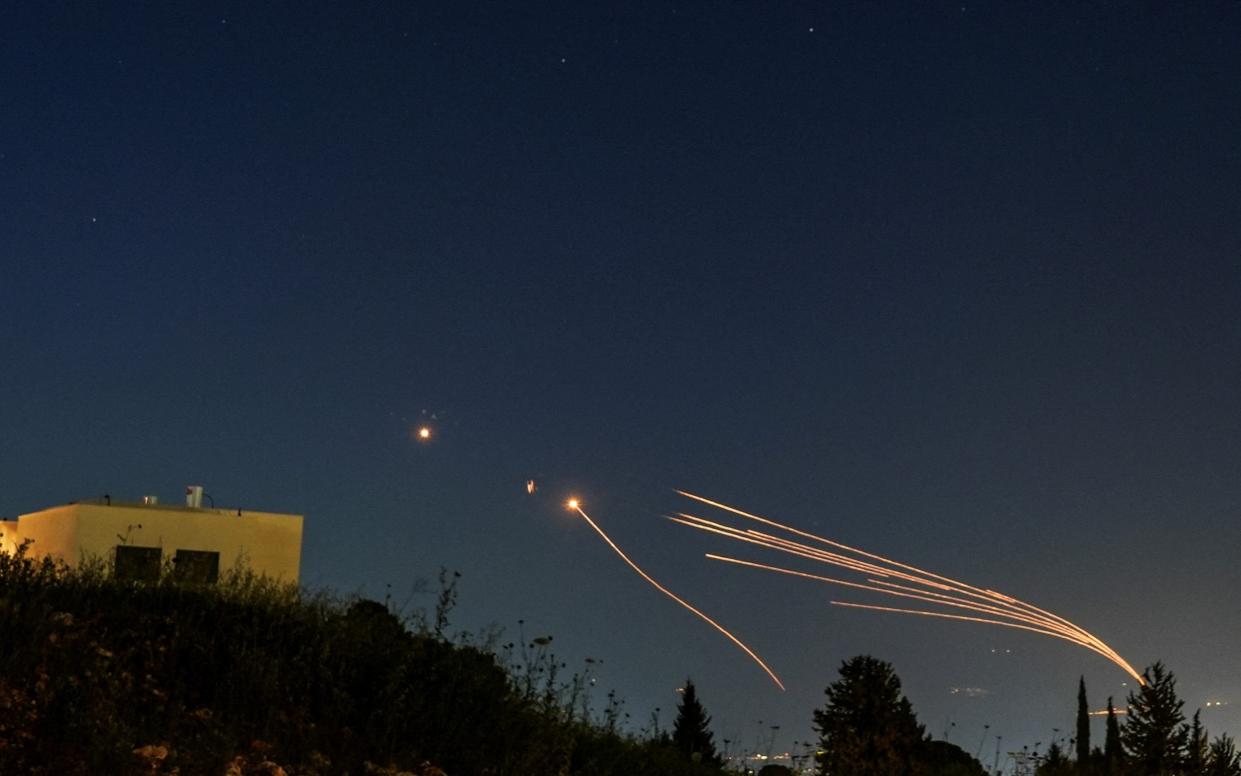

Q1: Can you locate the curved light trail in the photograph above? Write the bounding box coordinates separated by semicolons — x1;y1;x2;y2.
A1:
673;491;1143;686
568;499;785;690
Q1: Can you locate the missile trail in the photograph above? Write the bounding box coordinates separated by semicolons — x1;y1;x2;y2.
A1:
568;501;785;690
678;491;1033;606
828;601;1131;666
705;554;1094;645
705;554;1131;672
681;493;1140;680
674;491;1144;685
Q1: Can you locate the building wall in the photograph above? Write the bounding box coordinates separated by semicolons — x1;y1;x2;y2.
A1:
11;503;303;583
0;520;19;555
13;506;80;565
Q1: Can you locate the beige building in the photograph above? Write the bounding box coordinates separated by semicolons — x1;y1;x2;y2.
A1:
0;488;303;584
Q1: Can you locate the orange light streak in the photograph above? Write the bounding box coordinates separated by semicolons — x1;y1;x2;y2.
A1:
681;510;1110;653
683;514;1055;626
707;554;1089;645
675;491;1145;686
667;514;884;576
977;590;1137;676
830;601;1139;678
570;503;784;690
860;578;1086;641
679;514;1088;639
678;490;1022;604
828;601;1134;669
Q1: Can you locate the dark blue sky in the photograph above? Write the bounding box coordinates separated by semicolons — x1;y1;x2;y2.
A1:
3;1;1240;764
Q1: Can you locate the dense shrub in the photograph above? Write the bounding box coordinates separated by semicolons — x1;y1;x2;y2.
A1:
0;547;723;775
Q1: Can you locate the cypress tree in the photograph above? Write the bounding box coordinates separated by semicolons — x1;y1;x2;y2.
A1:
1105;697;1123;773
1077;676;1091;767
672;679;722;767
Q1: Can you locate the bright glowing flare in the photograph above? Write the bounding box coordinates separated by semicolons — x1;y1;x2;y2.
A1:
566;498;580;510
417;426;431;440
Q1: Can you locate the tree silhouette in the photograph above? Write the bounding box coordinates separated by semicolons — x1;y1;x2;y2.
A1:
1077;676;1091;769
1206;735;1241;776
1122;662;1188;775
1105;696;1124;774
813;655;926;776
923;740;988;776
1038;742;1074;776
671;679;722;767
1187;710;1208;775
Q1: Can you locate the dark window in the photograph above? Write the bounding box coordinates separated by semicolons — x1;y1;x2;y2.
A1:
115;545;162;582
173;549;220;584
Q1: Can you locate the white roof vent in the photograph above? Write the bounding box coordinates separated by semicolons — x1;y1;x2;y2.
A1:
142;495;159;505
185;485;204;509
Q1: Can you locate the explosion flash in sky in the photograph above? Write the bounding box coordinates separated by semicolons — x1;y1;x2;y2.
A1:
670;491;1144;686
566;499;785;690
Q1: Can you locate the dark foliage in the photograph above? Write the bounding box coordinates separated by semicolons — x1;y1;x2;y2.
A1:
1035;742;1074;776
1077;677;1091;767
671;680;722;768
922;740;988;776
1106;696;1124;773
811;656;988;776
813;655;927;776
1206;735;1241;776
0;545;725;775
1122;662;1188;775
1187;710;1209;776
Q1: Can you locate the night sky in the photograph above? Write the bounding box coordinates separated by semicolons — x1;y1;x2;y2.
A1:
4;1;1240;765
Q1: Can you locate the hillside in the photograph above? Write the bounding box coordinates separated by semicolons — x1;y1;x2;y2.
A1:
0;547;722;776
